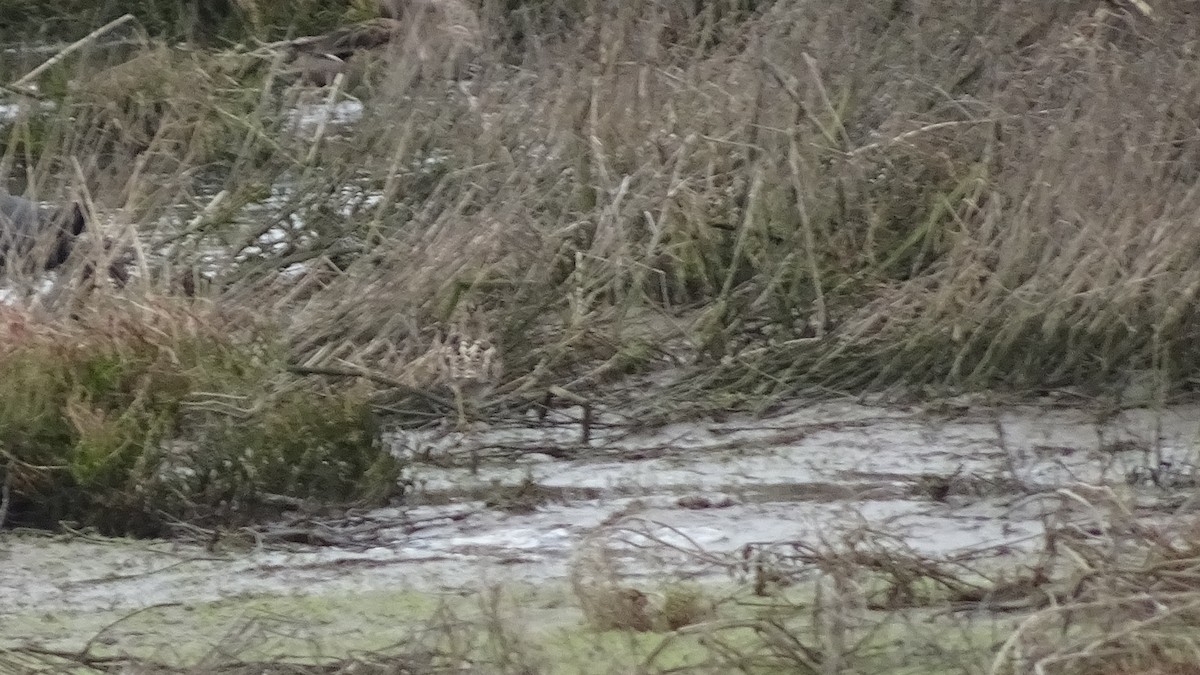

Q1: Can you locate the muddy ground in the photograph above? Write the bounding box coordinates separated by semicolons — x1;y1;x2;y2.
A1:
2;398;1198;661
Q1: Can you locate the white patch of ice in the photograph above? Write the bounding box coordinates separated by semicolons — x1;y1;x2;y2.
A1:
287;99;364;131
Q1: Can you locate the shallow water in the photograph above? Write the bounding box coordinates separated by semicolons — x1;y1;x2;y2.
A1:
3;399;1195;627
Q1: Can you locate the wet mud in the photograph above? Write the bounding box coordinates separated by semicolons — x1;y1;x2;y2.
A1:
3;399;1197;652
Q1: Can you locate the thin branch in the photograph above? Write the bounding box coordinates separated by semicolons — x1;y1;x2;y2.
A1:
287;364;453;408
10;14;137;92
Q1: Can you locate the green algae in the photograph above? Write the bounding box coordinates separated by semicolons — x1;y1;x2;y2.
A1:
0;569;1015;674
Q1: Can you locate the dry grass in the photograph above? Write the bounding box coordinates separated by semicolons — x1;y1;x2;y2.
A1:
8;1;1198;420
3;0;1200;667
0;0;1194;549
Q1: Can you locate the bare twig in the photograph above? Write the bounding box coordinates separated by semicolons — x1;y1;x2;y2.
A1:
10;14;137;92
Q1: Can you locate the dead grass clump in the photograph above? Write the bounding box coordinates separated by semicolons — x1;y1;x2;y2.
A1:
61;44;270;170
0;297;401;536
570;535;717;633
571;537;656;632
660;582;718;630
277;0;1200;412
677;1;1200;402
9;1;1200;417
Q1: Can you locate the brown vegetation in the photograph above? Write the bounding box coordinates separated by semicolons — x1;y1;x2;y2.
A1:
0;0;1193;526
2;0;1200;669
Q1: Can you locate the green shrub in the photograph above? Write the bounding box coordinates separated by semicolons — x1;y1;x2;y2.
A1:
0;302;403;536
